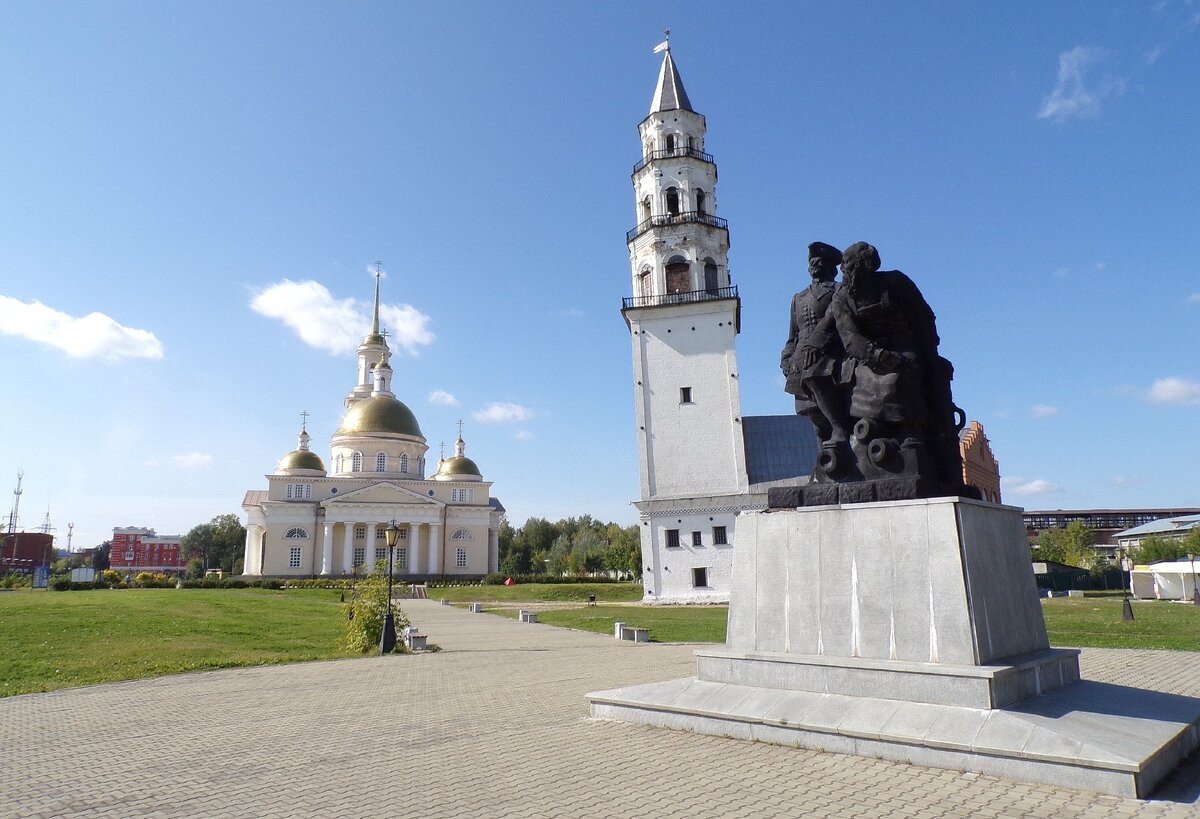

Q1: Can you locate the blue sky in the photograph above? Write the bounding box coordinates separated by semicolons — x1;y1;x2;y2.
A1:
2;2;1198;552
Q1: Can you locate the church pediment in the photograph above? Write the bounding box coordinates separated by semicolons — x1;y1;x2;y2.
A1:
322;481;442;508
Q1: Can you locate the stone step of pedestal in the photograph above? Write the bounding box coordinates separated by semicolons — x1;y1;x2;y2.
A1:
586;676;1200;799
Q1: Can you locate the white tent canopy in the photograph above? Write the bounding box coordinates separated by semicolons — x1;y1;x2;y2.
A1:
1130;561;1200;600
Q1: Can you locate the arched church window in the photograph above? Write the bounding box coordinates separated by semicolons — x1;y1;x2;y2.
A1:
400;453;409;473
665;187;680;216
704;258;719;294
695;189;706;214
665;255;690;295
665;134;676;152
687;135;694;150
451;528;472;540
641;196;652;222
637;268;652;298
351;452;363;472
376;452;387;472
284;527;308;539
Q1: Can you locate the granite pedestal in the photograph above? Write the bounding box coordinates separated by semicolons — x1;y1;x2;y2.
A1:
587;497;1200;798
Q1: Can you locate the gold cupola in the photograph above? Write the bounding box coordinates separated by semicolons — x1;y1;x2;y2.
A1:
433;433;482;481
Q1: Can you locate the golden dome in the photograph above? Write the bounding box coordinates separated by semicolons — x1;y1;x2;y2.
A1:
276;449;326;474
433;455;482;481
337;395;424;438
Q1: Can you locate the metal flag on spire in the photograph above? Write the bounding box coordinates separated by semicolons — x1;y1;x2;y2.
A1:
653;28;670;53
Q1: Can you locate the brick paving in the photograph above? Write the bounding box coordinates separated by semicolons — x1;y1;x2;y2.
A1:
2;599;1199;818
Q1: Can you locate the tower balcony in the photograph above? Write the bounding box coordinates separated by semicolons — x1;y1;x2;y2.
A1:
622;284;738;310
632;145;715;175
626;211;729;243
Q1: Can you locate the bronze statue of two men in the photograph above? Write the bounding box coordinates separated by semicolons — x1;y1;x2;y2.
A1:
776;241;973;506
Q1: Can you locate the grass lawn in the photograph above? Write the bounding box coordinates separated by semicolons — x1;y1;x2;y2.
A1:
536;604;728;642
431;583;643;604
0;587;355;697
1042;596;1200;651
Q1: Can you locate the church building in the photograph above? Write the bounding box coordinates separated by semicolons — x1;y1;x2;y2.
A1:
242;273;503;578
622;42;816;604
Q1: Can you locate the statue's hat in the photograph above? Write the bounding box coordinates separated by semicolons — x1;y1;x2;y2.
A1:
808;241;842;264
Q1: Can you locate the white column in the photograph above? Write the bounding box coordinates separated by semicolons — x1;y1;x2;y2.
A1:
242;526;260;576
411;524;423;575
366;522;378;570
341;523;354;574
428;524;441;576
488;527;499;573
320;522;334;576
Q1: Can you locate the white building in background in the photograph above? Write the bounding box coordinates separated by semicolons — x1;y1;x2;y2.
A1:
622;43;817;604
242;273;503;578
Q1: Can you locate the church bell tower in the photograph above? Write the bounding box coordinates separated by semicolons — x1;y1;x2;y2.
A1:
623;41;749;503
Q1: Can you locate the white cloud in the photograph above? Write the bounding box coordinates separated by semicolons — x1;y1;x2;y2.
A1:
250;279;433;356
1145;45;1165;65
170;452;212;469
473;402;534;424
1110;474;1142;488
554;307;585;318
1186;293;1200;305
1004;477;1063;496
1038;46;1125;122
513;430;533;442
1145;377;1200;406
428;390;459;406
0;295;164;361
1030;404;1059;418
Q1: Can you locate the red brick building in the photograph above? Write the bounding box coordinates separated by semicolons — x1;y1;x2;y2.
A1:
1;531;55;571
110;527;185;576
960;420;1001;503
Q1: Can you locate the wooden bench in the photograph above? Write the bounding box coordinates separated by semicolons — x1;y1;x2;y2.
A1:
518;609;539;624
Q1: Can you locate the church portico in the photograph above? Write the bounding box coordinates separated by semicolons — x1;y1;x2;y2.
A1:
242;268;503;579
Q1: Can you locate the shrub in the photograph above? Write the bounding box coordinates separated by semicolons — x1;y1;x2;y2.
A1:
133;572;175;589
49;575;72;591
341;569;410;653
0;572;31;589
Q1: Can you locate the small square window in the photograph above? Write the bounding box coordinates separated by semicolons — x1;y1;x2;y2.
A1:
691;531;702;547
680;387;693;403
288;547;302;569
692;567;708;588
713;526;728;545
456;548;468;568
665;529;680;549
353;547;365;567
396;547;408;569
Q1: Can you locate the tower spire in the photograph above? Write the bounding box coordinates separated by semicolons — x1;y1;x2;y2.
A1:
371;261;383;337
649;36;693;114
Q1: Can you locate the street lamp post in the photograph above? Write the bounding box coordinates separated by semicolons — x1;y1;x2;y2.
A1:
1117;548;1134;622
1188;552;1199;607
380;520;401;654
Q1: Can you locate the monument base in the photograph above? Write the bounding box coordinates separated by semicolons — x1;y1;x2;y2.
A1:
587;499;1200;798
587;677;1200;799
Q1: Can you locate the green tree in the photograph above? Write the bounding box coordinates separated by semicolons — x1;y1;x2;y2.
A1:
92;541;111;571
1126;534;1189;566
1033;521;1095;569
183;514;246;574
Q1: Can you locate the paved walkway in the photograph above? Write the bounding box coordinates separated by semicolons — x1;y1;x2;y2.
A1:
3;600;1199;818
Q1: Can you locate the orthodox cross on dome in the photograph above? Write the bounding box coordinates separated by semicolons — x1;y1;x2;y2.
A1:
439;441;446;459
299;409;310;432
457;419;465;439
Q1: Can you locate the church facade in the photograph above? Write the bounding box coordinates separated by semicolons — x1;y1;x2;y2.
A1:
242;275;502;578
